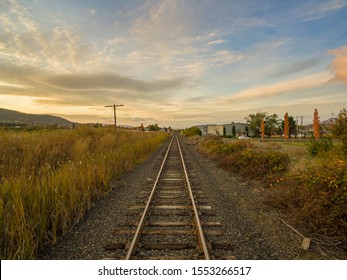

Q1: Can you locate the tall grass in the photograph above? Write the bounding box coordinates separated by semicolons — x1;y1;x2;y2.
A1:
0;127;169;259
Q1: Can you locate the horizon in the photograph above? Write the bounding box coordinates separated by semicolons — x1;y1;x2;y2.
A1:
0;106;338;130
0;0;346;128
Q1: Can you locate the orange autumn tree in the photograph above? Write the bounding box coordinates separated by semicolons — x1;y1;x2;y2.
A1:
284;112;289;140
261;118;265;139
313;108;320;140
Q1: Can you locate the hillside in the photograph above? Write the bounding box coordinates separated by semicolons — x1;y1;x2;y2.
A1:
0;108;75;127
304;117;336;129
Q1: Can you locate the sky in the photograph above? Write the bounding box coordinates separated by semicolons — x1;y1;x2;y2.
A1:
0;0;346;128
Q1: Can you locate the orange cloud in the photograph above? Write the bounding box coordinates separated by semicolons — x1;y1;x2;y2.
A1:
329;45;347;85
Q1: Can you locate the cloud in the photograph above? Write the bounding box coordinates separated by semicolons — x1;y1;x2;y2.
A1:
329;45;347;85
316;0;347;13
232;16;272;28
0;62;191;106
206;39;226;46
269;57;324;77
0;1;106;72
88;9;97;15
0;13;17;32
7;0;39;32
209;49;243;66
131;0;191;42
41;72;188;92
0;81;28;89
228;72;332;101
297;0;347;22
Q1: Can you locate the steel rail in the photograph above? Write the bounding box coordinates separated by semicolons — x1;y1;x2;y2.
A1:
176;135;211;260
125;135;174;260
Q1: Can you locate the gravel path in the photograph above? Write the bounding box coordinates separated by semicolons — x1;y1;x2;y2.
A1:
39;135;336;260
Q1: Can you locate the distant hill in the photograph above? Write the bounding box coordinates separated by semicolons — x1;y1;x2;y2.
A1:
304;117;336;129
0;108;75;127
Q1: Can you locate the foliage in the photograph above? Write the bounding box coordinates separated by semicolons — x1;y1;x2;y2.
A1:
244;112;266;137
267;154;347;242
265;113;280;137
331;108;347;156
280;115;297;137
146;124;160;131
0;127;169;259
245;112;283;138
199;136;347;245
199;137;289;183
306;138;333;156
182;126;202;137
220;150;290;184
261;118;265;138
313;108;320;140
232;125;236;137
283;113;289;139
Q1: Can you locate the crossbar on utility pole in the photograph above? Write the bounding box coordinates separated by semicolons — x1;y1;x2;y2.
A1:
105;104;124;132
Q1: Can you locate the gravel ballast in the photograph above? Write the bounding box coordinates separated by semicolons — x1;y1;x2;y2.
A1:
39;135;339;260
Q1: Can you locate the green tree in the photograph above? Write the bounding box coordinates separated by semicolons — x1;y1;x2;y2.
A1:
182;126;202;137
332;108;347;155
244;112;267;137
265;113;280;137
147;124;160;131
232;125;236;138
280;115;297;137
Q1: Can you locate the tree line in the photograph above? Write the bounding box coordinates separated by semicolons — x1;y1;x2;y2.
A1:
244;112;298;138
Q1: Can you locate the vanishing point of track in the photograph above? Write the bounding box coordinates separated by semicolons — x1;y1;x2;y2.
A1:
105;134;235;260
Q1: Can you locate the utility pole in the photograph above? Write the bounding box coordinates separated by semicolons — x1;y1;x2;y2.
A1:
295;116;304;139
105;104;124;132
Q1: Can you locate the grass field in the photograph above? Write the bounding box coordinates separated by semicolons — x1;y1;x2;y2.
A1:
0;127;169;259
223;138;307;156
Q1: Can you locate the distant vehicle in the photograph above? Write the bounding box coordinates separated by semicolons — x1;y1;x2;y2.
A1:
238;135;250;140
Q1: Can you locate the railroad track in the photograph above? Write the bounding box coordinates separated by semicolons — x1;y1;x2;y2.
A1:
105;134;235;260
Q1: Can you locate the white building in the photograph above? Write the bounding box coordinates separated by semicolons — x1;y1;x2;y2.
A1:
197;122;256;137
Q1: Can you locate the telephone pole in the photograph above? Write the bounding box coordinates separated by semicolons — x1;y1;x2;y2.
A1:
105;104;124;132
295;116;304;138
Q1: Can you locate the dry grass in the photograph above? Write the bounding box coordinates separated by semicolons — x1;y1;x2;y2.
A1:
0;127;169;259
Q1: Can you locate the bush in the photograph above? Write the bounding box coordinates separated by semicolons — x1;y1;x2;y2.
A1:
199;138;289;183
306;138;333;156
331;108;347;156
182;126;202;137
219;149;290;183
267;155;347;243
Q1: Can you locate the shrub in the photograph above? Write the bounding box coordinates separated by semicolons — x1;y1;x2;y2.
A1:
219;149;290;183
306;138;333;156
331;108;347;156
200;138;254;156
182;126;202;137
199;138;289;183
266;155;347;243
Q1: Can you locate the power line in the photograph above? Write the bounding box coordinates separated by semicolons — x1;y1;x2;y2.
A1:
105;104;124;132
